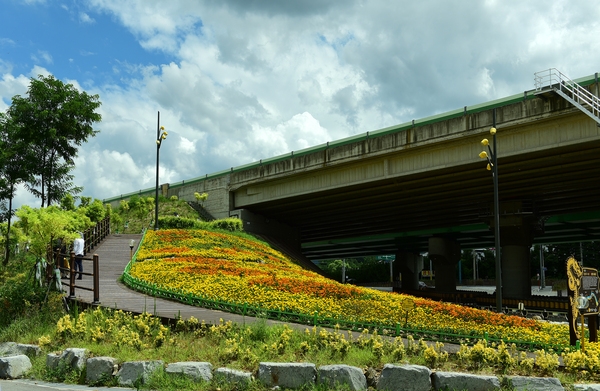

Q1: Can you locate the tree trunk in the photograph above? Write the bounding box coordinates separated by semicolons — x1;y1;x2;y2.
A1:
3;188;13;266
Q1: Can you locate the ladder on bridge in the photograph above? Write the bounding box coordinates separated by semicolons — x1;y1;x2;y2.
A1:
534;68;600;125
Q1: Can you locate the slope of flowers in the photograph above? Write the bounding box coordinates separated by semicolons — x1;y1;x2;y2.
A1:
128;229;571;347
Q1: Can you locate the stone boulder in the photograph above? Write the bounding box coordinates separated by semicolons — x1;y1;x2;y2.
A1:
86;356;118;385
505;376;564;391
215;367;253;386
432;371;500;391
165;361;212;382
117;360;164;387
0;342;18;357
0;354;32;379
0;342;40;358
377;364;432;391
319;364;367;391
258;362;316;389
46;353;60;370
574;385;600;391
59;348;87;371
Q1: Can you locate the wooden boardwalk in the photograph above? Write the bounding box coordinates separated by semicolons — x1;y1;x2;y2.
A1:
67;234;296;328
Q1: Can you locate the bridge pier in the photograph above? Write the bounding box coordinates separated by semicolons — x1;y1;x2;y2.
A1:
428;237;461;293
499;215;536;299
393;251;423;291
501;244;531;299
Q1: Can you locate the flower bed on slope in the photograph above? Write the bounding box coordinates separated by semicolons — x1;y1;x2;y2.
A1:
125;229;570;349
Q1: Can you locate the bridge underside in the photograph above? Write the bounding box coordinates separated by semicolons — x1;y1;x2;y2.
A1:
240;139;600;260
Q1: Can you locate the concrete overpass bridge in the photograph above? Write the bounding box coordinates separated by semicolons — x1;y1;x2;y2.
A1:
105;69;600;299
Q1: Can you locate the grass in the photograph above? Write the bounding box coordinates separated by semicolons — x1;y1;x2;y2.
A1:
0;303;588;390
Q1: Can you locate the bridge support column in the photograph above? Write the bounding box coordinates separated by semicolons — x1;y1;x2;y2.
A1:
428;237;461;293
485;201;540;300
500;221;534;300
501;244;531;299
393;251;423;291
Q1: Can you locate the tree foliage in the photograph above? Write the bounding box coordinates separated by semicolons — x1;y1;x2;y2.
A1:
15;205;92;262
6;74;101;207
0;75;101;264
319;257;390;283
0;111;33;265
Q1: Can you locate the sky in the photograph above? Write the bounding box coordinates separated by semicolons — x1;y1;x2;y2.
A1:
1;0;600;209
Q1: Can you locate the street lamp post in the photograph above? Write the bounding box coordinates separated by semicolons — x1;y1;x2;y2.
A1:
577;294;590;352
129;239;135;261
154;111;168;231
479;109;502;312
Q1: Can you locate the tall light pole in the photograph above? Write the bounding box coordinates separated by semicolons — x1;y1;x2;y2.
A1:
479;109;502;312
154;111;168;231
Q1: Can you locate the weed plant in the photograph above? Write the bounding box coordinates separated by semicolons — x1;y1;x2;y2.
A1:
0;253;65;340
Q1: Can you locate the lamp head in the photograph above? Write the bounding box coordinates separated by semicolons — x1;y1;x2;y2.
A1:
481;139;489;147
479;151;488;159
486;163;492;171
490;127;497;135
577;294;590;311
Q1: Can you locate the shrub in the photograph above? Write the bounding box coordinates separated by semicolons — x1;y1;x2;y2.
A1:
0;262;47;327
207;218;243;232
158;216;198;229
157;217;243;232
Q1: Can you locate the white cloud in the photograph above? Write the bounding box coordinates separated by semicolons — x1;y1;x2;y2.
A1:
0;73;30;108
29;65;51;78
79;12;95;24
476;68;495;98
178;136;196;154
3;0;600;210
0;38;15;46
31;51;53;65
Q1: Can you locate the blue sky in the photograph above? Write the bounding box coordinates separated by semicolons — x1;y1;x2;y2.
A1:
0;1;169;92
1;0;600;209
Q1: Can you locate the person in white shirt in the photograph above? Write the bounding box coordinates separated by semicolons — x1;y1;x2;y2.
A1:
73;233;85;280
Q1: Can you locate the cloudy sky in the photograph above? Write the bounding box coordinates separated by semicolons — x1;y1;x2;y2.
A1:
1;0;599;208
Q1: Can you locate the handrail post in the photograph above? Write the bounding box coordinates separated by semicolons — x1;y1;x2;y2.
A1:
69;252;75;298
93;254;100;304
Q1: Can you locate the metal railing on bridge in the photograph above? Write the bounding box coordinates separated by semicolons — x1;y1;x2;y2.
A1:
534;68;600;125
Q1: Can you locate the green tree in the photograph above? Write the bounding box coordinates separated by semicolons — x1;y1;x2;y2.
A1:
7;74;101;207
0;112;33;265
15;205;92;263
79;198;106;223
79;196;92;207
530;242;600;279
60;194;76;211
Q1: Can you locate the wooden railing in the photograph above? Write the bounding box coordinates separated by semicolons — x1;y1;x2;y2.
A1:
54;251;100;304
48;216;110;304
83;216;111;254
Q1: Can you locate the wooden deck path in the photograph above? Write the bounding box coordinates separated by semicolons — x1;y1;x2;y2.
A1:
67;234;296;329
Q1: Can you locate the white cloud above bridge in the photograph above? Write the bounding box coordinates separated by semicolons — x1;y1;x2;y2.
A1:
1;0;599;207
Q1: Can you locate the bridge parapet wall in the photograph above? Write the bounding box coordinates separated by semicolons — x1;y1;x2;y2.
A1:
168;174;232;220
229;85;593;193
